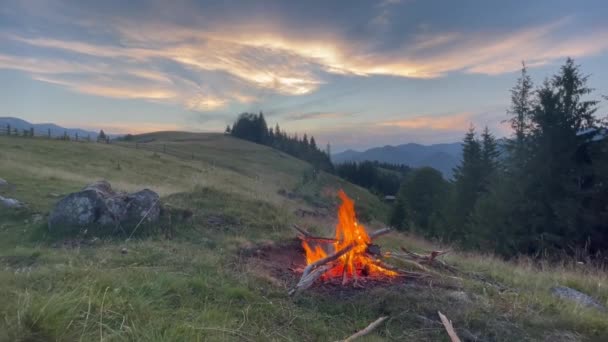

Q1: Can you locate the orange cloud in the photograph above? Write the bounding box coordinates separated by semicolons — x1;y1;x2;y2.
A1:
377;112;474;131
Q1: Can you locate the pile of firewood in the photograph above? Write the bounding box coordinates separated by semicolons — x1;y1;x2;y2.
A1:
289;225;454;295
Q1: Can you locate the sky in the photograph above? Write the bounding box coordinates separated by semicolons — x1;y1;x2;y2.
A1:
1;0;607;152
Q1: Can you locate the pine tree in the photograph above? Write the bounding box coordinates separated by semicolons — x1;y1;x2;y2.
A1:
310;136;317;150
508;62;534;149
450;124;483;242
480;126;500;186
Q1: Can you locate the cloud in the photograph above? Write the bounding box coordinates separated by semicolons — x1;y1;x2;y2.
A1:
285;111;355;121
377;112;474;130
2;3;608;115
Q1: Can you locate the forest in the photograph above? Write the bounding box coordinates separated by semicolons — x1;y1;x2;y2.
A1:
391;59;608;258
228;112;334;172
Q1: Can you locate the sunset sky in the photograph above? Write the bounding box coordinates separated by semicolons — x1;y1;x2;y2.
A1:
1;0;607;151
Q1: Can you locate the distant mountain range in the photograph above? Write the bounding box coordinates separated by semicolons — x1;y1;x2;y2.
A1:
332;142;463;178
0;117;101;138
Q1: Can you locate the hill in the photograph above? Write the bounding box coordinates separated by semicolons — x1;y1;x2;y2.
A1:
0;116;100;138
1;133;607;341
333;142;462;178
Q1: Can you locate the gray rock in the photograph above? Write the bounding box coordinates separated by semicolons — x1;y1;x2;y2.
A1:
48;181;160;236
447;290;471;303
551;286;606;312
0;178;8;187
0;195;24;209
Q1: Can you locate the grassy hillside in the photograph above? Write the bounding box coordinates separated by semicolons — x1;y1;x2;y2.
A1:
1;134;607;341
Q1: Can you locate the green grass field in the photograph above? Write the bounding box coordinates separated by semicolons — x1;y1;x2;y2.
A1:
1;133;607;341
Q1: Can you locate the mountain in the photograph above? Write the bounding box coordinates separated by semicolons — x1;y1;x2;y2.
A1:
332;142;462;178
0;117;100;138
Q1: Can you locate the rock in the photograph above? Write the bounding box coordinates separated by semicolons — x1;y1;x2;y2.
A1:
447;290;471;303
48;180;161;236
0;195;24;209
120;247;128;254
551;286;606;312
0;178;8;187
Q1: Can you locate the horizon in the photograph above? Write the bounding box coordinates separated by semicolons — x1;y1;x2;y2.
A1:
2;1;608;152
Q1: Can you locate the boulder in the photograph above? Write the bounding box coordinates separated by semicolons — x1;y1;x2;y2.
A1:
48;181;160;235
0;195;24;209
551;286;606;312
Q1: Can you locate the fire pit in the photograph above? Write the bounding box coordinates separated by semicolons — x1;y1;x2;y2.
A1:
289;190;410;295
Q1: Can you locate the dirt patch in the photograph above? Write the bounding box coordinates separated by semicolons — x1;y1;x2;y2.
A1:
241;239;420;295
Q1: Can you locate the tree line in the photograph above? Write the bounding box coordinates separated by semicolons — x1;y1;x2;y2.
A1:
390;58;608;258
228;112;334;172
336;161;411;196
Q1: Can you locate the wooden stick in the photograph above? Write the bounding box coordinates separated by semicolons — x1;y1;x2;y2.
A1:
369;228;392;240
371;260;430;279
289;264;331;296
399;247;449;262
397;247;458;273
293;225;337;243
341;316;388;342
438;311;462;342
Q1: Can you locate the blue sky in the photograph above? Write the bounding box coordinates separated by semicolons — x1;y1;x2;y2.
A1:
1;0;607;151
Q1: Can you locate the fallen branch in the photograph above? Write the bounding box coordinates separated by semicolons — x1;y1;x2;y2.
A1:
369;227;392;240
340;316;388;342
400;247;449;262
438;311;461;342
371;260;431;279
398;247;458;273
293;225;337;243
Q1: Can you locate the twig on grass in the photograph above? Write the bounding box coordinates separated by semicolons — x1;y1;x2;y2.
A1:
438;311;462;342
339;316;389;342
126;198;159;241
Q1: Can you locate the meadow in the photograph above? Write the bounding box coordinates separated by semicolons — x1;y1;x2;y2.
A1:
1;134;607;341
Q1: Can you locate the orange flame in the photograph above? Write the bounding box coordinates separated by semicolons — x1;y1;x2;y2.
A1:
302;190;397;280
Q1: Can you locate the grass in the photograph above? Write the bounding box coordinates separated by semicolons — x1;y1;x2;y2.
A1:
1;133;607;341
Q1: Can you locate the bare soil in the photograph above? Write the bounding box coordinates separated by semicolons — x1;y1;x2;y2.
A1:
240;239;423;296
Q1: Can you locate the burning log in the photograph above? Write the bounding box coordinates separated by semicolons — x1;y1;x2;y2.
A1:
289;264;331;296
301;242;356;279
290;243;356;295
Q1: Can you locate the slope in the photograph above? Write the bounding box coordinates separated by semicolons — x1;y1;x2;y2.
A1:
0;133;607;341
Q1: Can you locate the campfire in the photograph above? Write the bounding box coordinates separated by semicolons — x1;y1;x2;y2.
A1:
290;190;404;295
